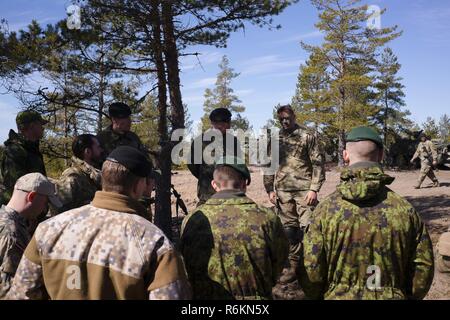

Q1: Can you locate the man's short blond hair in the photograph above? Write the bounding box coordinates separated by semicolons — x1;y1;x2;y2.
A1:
101;160;140;195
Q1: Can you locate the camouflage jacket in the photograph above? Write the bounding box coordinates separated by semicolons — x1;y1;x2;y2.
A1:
0;130;46;205
263;124;325;194
56;156;101;213
412;140;438;164
6;191;191;300
97;125;147;158
299;162;434;300
187;131;241;203
179;190;289;299
0;205;30;299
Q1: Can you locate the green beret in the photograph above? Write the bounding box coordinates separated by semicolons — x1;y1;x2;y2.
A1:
16;110;48;127
215;156;251;185
346;126;383;148
209;108;232;122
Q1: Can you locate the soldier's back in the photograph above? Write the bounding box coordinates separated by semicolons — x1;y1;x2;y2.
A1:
301;163;434;300
180;190;288;299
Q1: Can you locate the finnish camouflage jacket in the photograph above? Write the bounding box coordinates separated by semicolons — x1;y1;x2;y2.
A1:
0;205;30;299
299;162;434;300
97;125;147;158
56;156;101;213
7;191;191;300
187;131;241;203
179;190;289;299
0;130;46;205
263;124;325;193
412;140;438;164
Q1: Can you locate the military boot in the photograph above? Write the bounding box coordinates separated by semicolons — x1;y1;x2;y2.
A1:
279;266;297;284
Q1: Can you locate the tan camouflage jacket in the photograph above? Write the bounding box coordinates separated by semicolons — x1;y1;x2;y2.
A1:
263;124;325;193
56;156;101;213
411;140;437;164
0;205;30;299
437;228;450;273
6;191;191;300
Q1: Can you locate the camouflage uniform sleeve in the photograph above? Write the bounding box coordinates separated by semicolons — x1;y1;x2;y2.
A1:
307;133;326;193
147;250;191;300
411;145;420;162
0;234;20;299
407;209;434;300
429;141;438;162
6;236;47;300
298;203;328;299
1;144;29;199
57;175;80;213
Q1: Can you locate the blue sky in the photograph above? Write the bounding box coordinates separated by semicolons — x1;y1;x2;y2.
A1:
1;0;449;142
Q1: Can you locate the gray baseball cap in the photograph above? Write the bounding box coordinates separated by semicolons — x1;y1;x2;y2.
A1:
14;173;62;208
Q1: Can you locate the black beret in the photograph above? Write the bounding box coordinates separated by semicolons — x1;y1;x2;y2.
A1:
209;108;232;122
106;146;153;177
109;102;131;118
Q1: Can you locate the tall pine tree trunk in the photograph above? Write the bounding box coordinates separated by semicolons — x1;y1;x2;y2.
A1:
151;0;172;239
162;1;185;131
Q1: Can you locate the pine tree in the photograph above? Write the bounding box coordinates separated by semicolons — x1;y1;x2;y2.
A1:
374;47;410;149
299;0;402;165
201;55;250;131
422;117;439;139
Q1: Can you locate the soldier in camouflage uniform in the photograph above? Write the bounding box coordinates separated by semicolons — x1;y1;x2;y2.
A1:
299;126;434;300
0;111;48;205
187;108;241;206
263;105;325;284
7;147;191;300
55;134;103;213
97;102;147;159
410;133;440;189
0;173;61;299
180;156;289;299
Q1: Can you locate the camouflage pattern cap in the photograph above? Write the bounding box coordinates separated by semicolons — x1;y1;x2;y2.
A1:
346;126;383;148
16;110;48;127
209;108;232;123
215;156;251;185
14;172;62;208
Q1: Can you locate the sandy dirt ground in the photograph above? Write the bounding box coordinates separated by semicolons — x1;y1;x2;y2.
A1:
170;167;450;300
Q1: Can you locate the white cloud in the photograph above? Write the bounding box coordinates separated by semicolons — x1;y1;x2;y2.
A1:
184;77;216;90
240;55;303;76
275;30;324;44
234;89;255;97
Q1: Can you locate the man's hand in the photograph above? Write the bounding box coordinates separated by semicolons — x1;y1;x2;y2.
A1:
304;191;318;206
432;161;437;167
410;159;415;164
268;191;277;204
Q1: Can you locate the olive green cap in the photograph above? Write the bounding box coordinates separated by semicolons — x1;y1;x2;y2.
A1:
215;156;251;185
16;110;48;127
346;126;383;148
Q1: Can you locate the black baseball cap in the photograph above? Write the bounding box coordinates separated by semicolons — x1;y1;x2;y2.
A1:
106;146;153;178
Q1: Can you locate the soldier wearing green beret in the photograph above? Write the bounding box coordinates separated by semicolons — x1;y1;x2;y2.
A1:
0;110;48;205
187;108;242;206
298;126;434;300
97;102;147;161
410;132;440;189
180;156;289;299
